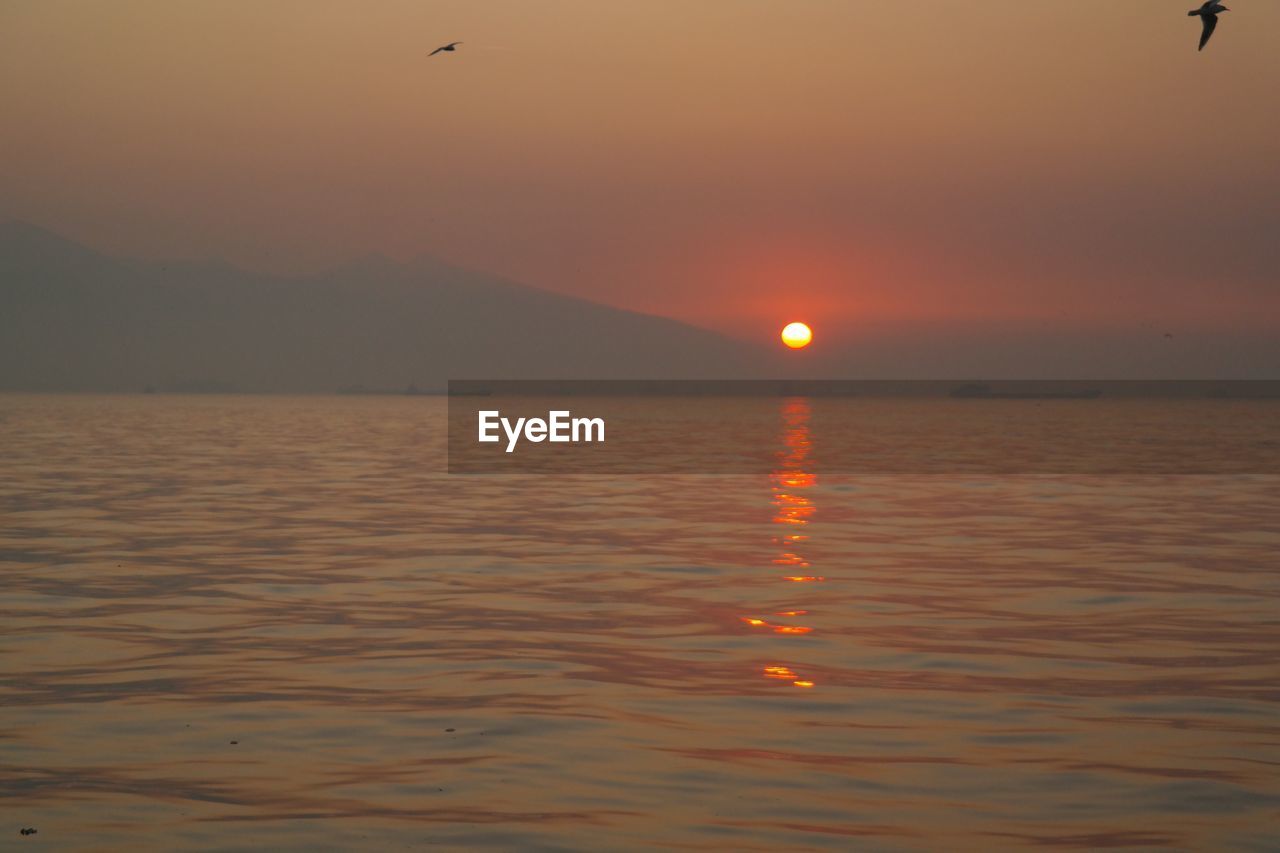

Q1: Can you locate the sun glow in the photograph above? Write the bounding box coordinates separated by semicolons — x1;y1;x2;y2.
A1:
780;322;812;349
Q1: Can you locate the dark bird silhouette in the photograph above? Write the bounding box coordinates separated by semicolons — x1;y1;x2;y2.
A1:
1188;2;1229;51
430;41;462;56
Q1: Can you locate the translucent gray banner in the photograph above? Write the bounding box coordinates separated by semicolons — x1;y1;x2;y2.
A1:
447;380;1280;474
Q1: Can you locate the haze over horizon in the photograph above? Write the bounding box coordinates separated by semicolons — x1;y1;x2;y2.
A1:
1;1;1277;371
3;218;1276;386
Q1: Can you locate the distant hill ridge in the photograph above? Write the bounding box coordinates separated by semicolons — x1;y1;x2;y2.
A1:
0;222;764;392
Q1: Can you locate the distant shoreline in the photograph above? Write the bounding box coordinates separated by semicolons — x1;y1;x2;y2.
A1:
2;380;1279;399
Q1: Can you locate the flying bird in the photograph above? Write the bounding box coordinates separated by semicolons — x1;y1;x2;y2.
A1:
430;41;462;56
1188;2;1229;51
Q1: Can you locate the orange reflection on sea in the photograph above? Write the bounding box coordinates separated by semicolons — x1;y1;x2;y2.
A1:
741;616;814;635
763;666;816;689
760;398;821;688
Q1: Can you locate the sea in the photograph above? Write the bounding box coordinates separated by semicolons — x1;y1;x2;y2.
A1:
2;393;1278;850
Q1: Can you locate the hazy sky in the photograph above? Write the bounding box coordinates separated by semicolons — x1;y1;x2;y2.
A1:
2;0;1278;346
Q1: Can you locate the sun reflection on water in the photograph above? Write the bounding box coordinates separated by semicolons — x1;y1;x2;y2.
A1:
748;397;822;688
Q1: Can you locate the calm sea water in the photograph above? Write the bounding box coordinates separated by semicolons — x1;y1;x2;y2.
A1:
2;394;1278;851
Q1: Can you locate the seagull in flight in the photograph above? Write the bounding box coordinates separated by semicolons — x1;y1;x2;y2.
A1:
1188;2;1229;51
430;41;462;57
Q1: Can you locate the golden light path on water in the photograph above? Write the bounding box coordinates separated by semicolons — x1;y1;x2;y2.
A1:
1;393;1279;850
746;398;821;687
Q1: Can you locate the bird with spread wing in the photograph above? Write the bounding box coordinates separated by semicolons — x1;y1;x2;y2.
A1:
1188;2;1229;51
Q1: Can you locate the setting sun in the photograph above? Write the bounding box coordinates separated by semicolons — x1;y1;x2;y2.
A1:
780;322;813;349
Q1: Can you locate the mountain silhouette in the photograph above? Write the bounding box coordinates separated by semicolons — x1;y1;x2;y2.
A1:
0;222;766;392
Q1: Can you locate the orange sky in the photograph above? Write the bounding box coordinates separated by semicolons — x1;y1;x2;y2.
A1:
1;0;1277;345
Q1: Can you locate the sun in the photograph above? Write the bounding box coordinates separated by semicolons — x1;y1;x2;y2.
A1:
780;322;812;349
